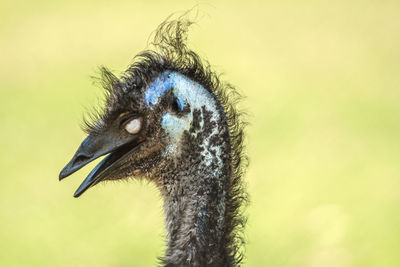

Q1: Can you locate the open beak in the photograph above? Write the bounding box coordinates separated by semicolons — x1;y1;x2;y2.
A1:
59;130;144;198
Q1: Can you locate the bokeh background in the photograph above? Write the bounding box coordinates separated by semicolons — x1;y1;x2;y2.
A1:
1;0;399;266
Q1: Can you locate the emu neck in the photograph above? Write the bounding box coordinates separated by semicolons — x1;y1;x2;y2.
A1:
160;108;233;266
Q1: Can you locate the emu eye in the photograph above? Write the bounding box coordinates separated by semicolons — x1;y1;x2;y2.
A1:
171;97;184;113
125;117;142;134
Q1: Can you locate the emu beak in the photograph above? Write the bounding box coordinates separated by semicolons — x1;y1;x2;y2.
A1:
59;129;144;198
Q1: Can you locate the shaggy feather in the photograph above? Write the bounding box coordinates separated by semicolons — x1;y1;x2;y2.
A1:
82;16;248;266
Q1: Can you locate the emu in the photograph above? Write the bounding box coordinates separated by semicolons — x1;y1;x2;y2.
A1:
59;18;247;267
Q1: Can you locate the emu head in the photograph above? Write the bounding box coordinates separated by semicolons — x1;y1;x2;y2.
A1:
59;19;247;265
59;20;241;198
59;68;227;197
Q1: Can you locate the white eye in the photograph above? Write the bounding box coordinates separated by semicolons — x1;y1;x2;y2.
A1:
125;118;142;134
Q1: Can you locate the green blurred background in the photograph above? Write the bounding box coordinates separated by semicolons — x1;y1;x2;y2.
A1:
1;0;399;266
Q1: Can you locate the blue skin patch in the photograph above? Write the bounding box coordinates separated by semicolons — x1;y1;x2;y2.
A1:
145;71;222;166
145;71;188;112
145;71;174;108
176;98;184;111
145;70;218;114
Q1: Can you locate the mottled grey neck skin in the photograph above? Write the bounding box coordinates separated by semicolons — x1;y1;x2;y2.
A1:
158;106;231;266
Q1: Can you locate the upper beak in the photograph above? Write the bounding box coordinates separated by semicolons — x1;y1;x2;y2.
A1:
59;130;143;198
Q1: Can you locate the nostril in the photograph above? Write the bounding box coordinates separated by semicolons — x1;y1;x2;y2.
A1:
59;153;94;180
74;154;91;166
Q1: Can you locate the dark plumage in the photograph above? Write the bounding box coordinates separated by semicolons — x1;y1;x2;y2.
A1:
60;17;248;266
